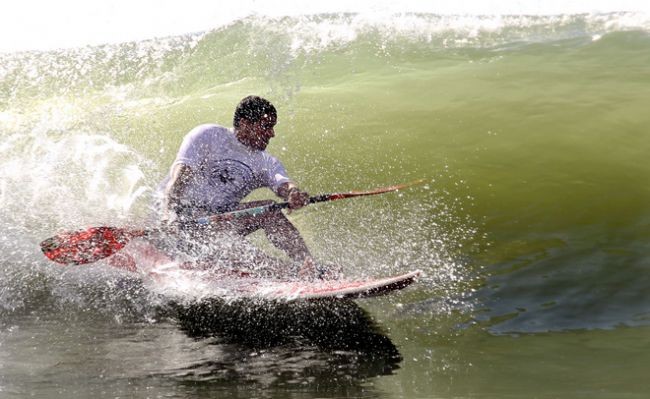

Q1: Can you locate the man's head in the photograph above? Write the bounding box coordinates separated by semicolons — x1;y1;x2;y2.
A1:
234;96;277;151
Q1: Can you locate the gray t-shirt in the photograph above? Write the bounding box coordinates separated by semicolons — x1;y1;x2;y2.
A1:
157;124;291;216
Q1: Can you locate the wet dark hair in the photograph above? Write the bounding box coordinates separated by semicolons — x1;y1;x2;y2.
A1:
233;95;277;128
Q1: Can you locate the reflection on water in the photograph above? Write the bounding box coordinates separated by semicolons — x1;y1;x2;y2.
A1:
176;298;399;350
168;298;402;386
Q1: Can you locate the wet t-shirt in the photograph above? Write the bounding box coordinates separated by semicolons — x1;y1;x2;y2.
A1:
158;124;290;216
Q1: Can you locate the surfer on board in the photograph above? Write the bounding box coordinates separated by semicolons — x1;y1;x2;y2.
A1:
158;95;321;278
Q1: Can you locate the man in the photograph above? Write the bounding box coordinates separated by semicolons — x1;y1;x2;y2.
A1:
159;95;318;277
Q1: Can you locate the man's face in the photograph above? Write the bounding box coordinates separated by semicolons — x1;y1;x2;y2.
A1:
239;114;277;151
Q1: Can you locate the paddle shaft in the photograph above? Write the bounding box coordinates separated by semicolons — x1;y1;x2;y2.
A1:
195;180;422;225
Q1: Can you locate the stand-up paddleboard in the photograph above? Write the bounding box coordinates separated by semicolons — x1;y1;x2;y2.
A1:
108;241;421;302
150;268;422;302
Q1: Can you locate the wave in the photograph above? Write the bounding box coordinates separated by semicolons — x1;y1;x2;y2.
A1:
1;11;649;333
2;12;650;102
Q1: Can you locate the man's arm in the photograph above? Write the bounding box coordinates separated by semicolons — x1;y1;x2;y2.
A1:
162;163;194;222
277;181;310;210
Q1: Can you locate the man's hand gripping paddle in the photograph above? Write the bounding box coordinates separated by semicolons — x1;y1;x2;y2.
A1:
40;180;424;265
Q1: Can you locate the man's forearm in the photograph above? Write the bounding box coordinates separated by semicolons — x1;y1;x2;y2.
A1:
163;164;193;220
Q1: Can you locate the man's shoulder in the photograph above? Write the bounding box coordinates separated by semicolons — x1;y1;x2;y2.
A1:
187;123;231;138
260;149;281;164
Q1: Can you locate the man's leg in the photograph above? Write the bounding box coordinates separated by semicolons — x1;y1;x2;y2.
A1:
260;212;312;262
231;201;312;263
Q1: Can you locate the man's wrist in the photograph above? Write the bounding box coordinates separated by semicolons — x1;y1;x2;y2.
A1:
287;186;300;196
281;184;299;199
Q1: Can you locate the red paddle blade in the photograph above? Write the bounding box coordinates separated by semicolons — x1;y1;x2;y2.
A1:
40;227;140;265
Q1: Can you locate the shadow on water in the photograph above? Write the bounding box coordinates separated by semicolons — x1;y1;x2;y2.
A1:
165;297;402;387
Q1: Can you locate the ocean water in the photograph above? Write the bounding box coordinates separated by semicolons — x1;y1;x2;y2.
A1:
1;10;650;398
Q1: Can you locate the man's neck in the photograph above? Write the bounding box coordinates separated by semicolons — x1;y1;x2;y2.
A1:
234;129;257;151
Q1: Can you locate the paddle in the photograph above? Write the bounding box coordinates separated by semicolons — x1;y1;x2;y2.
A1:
40;179;424;265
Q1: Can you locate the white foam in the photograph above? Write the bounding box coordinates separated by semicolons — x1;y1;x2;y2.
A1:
242;12;650;54
0;118;151;231
2;0;650;52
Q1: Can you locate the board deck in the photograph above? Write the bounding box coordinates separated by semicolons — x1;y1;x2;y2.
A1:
146;267;422;302
240;270;419;301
